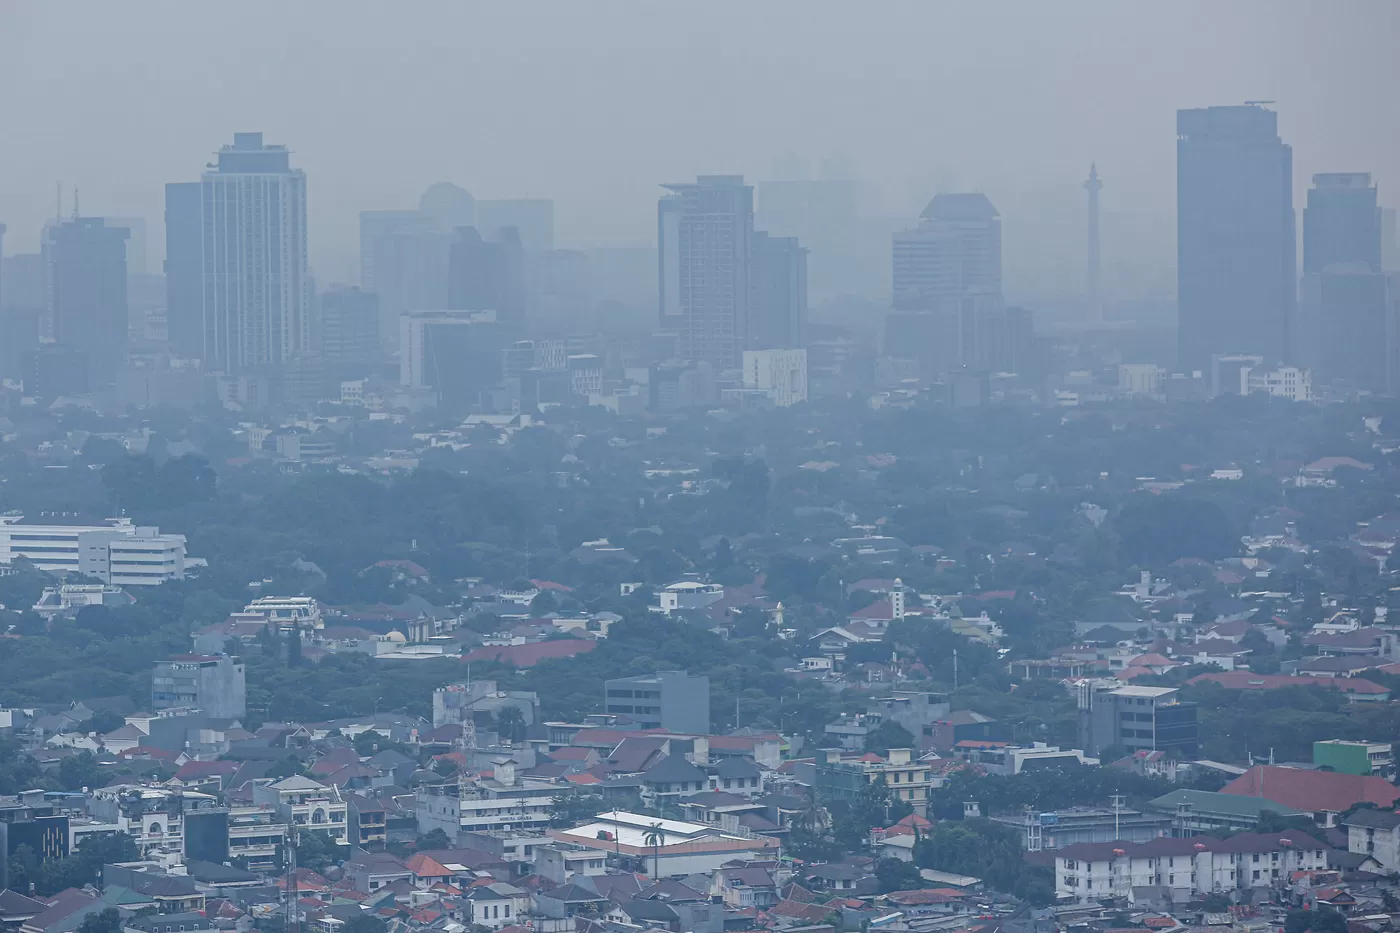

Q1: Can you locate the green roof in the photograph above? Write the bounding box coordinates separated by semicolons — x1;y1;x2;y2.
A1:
1149;788;1304;819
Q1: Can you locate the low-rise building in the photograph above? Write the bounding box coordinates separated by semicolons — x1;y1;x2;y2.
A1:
151;655;246;719
814;748;932;814
250;776;347;844
1343;808;1400;871
1049;832;1329;903
0;515;191;585
548;810;778;876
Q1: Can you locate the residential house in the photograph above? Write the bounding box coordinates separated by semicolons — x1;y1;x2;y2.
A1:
1343;809;1400;871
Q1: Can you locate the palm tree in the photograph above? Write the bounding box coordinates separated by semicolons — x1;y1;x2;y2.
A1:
643;822;664;879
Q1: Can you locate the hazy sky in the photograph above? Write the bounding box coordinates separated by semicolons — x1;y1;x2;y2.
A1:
3;1;1398;296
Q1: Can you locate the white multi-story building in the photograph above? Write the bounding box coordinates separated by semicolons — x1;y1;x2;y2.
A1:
1118;364;1166;398
1051;832;1328;903
227;805;292;871
743;349;808;407
251;776;348;843
198;133;310;373
0;515;189;585
234;596;323;632
32;583;133;616
1242;364;1313;402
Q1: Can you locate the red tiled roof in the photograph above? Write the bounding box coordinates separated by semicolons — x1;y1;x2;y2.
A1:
462;639;595;667
1222;766;1400;814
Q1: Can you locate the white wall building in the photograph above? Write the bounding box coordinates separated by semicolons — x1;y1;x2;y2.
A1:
1242;364;1312;401
1118;364;1166;397
199;133;310;373
0;515;189;585
1052;832;1328;903
251;776;348;843
549;810;778;877
399;309;496;387
742;349;808;407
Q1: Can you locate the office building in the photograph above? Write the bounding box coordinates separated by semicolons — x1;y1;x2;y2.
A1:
49;217;129;386
749;232;807;349
23;346;88;399
399;310;506;411
1304;173;1381;275
105;216;149;275
891;193;1003;376
0;515;190;585
152;654;247;718
604;670;710;734
164;182;204;359
0;309;41;382
360;210;452;346
319;285;381;368
757;162;859;300
477;198;554;252
742;349;807;407
0;799;70;890
449;226;526;328
1299;173;1389;391
1177;104;1295;371
1077;684;1199;758
659;176;754;369
1314;739;1395;778
198;132;310;373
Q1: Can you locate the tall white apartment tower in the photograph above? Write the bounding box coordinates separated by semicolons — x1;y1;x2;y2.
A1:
201;132;310;373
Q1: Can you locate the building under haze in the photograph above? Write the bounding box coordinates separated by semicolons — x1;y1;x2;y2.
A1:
164;181;203;359
399;309;506;411
1176;104;1295;372
1300;173;1389;392
659;175;754;369
749;231;808;350
889;193;1004;378
448;225;526;328
319;285;381;371
477;198;554;252
193;132;310;374
48;217;130;388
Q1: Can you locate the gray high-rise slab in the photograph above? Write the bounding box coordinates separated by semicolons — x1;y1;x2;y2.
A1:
604;670;710;734
659;176;754;369
1176;104;1295;372
49;217;129;387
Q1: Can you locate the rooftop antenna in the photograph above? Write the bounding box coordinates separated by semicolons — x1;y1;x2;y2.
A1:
1111;793;1125;841
72;187;80;220
55;182;61;224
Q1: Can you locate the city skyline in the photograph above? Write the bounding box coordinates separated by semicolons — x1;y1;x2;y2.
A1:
2;1;1397;302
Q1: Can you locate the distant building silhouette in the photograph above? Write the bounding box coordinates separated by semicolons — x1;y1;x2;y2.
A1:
659;175;754;369
1304;173;1382;275
1084;164;1104;324
890;193;1003;378
1300;173;1388;392
1176;104;1295;372
164;181;203;359
49;217;129;387
319;286;381;370
197;132;310;374
477;198;554;252
749;231;808;350
448;225;526;328
359;210;451;347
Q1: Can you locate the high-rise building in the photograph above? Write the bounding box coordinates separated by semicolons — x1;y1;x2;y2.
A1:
164;182;204;359
1177;105;1295;371
756;164;859;300
105;217;149;275
448;226;526;328
890;193;1003;377
749;232;808;350
477;198;554;252
659;176;754;369
1304;173;1381;275
1300;173;1388;392
49;217;129;386
742;349;808;407
319;286;381;369
399;309;507;411
1084;164;1104;324
199;132;310;374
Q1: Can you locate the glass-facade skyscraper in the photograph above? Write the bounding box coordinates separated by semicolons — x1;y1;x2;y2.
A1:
1176;105;1294;372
